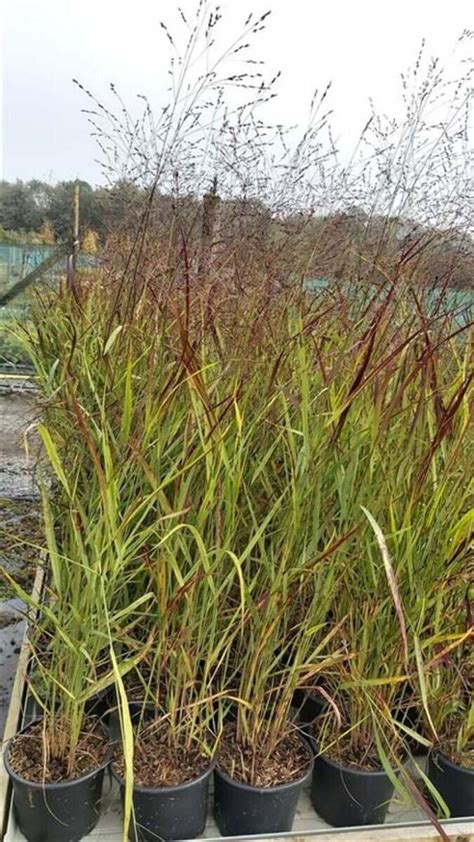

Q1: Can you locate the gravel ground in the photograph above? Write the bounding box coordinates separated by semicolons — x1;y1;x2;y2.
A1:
0;386;38;499
0;384;40;736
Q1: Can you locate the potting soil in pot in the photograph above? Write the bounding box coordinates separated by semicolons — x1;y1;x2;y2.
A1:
218;726;311;786
7;718;109;783
114;730;210;788
214;726;313;836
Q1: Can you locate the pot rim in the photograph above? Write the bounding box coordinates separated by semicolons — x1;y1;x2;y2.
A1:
430;750;474;776
111;757;215;793
314;751;395;778
4;718;111;790
215;737;314;793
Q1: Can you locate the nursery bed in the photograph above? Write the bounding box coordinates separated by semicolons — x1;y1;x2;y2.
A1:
0;574;472;842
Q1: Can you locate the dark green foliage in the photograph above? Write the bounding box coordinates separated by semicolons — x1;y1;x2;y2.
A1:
0;179;146;241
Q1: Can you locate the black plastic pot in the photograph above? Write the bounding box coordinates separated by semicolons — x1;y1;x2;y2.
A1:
128;700;157;725
292;688;305;708
105;686;156;725
311;753;395;826
214;743;313;836
85;687;112;722
299;691;327;726
427;752;474;818
393;704;428;756
294;692;327;756
4;722;110;842
112;762;214;841
298;722;317;755
31;688;111;726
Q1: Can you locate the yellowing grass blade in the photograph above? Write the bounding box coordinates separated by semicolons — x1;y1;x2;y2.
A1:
361;506;409;667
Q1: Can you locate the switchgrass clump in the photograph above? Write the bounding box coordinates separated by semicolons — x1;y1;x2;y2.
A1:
15;265;471;794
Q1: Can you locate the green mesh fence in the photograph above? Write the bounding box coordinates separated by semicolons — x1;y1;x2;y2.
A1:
0;244;97;372
305;278;473;328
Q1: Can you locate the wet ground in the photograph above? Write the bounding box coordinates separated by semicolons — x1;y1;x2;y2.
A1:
0;382;40;736
0;385;38;499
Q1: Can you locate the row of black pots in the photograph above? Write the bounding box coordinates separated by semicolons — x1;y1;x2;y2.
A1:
4;725;312;842
5;722;473;842
115;757;314;842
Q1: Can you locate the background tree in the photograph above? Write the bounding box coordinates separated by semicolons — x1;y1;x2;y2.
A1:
0;181;37;231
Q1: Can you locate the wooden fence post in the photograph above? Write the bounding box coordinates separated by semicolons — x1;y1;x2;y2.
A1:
197;178;220;281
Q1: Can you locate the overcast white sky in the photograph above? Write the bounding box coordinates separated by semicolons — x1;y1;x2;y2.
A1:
1;0;472;185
